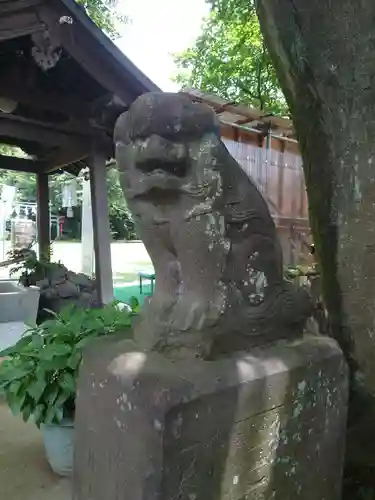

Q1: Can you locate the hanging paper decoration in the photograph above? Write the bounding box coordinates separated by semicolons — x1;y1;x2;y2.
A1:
62;179;78;218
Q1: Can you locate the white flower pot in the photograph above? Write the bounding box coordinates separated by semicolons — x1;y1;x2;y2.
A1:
41;420;74;477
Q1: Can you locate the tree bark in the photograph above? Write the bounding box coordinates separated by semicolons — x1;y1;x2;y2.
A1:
256;0;375;480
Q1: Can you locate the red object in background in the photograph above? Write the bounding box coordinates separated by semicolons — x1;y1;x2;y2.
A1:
59;216;65;236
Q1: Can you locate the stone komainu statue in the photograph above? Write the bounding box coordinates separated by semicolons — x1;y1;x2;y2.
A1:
115;92;312;358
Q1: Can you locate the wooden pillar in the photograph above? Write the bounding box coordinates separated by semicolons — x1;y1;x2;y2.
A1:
88;151;113;304
36;172;50;261
81;174;95;277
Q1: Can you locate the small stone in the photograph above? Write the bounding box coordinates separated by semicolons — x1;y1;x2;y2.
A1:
68;272;92;288
55;281;80;298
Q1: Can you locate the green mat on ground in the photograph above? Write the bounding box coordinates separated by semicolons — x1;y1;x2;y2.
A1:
113;283;152;306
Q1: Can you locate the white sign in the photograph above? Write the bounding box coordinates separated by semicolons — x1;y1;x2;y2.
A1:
62;179;78;208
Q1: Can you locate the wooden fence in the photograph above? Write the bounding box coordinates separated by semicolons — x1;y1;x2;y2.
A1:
221;134;311;265
182;88;311;265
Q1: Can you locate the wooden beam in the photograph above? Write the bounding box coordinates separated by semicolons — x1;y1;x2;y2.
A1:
0;7;44;41
88;150;113;304
0;0;43;13
42;146;89;173
0;112;93;137
0;153;44;173
36;172;50;262
41;135;112;174
0;112;91;147
184;89;295;137
0;74;91;120
235;118;261;127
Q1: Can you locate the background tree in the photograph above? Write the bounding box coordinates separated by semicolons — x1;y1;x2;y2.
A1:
252;0;375;496
173;4;287;115
178;0;375;495
76;0;127;39
105;167;137;240
0;163;137;241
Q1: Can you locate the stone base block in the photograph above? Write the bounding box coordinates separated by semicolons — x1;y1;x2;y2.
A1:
0;282;39;324
0;321;28;352
73;336;348;500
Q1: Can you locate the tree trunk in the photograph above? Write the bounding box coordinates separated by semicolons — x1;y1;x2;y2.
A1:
256;0;375;486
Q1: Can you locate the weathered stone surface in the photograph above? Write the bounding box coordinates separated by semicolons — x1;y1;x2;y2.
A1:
73;335;348;500
55;281;80;299
68;272;93;288
114;92;313;359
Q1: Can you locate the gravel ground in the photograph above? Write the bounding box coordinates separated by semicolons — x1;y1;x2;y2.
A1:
0;400;71;500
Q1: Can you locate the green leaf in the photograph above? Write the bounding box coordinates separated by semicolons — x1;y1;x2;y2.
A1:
44;405;56;425
55;390;71;408
53;406;64;424
45;385;59;406
42;357;71;371
67;351;82;370
7;379;22;395
22;403;33;423
6;387;27;416
58;372;75;394
34;404;45;428
42;404;65;425
0;363;34;383
0;336;33;357
29;334;44;349
27;375;47;403
76;336;95;349
130;296;139;312
39;343;72;361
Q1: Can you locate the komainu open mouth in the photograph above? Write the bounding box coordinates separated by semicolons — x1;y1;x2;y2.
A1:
137;158;188;178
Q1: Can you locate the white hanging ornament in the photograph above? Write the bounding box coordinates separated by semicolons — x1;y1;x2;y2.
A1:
62;179;78;218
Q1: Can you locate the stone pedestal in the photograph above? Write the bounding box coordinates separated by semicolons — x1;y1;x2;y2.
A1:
73;336;348;500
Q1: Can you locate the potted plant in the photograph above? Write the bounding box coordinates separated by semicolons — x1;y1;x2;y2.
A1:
0;302;134;476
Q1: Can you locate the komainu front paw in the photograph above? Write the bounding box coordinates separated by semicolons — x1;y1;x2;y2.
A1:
167;286;227;331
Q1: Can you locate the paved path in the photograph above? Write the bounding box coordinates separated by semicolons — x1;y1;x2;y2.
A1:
0;401;70;500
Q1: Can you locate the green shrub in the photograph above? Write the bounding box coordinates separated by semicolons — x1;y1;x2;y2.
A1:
0;302;134;427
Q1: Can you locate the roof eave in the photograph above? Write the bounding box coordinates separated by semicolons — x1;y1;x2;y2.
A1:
59;0;160;96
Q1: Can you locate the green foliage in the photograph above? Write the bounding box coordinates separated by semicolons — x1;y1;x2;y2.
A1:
0;149;72;216
0;153;36;204
106;167;138;240
129;296;140;314
76;0;127;39
7;248;59;286
0;303;134;426
0;157;137;241
173;1;287;115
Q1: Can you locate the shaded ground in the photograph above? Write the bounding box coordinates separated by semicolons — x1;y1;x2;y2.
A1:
0;399;71;500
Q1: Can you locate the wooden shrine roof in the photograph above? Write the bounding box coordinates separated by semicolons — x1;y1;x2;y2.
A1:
182;88;296;140
0;0;160;175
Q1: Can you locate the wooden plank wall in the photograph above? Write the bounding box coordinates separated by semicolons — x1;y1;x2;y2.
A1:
221;124;311;265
